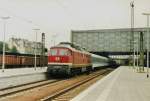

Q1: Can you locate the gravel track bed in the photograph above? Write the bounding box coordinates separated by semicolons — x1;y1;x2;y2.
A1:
51;69;113;101
0;69;113;101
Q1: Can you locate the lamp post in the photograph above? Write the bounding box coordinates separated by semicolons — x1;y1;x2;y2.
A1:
130;1;135;69
52;34;57;46
33;29;40;70
136;35;139;69
1;16;10;72
142;13;150;78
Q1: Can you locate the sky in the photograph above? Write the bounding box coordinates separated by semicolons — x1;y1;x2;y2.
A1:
0;0;150;48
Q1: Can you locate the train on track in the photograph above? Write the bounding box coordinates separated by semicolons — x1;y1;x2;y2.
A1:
0;52;47;68
47;42;116;76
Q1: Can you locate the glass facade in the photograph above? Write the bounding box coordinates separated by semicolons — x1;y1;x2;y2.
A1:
71;28;148;52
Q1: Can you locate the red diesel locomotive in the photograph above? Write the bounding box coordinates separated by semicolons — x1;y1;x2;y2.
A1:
48;42;92;75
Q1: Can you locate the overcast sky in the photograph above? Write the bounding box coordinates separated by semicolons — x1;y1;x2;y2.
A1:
0;0;150;48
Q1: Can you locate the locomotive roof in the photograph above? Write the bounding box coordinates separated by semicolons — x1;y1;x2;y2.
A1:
51;42;90;55
53;42;86;51
59;42;85;50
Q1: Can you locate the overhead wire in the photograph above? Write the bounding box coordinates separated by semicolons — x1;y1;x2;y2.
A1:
0;7;40;28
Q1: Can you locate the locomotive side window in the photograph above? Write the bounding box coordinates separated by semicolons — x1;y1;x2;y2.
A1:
50;49;57;56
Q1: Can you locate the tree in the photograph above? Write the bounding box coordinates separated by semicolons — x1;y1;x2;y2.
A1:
10;46;18;53
5;43;10;52
0;41;3;52
0;41;10;52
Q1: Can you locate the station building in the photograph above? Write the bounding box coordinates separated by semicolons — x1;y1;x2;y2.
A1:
71;28;148;65
8;38;43;55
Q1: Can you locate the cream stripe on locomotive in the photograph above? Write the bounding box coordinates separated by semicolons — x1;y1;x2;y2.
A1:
48;63;92;68
48;63;73;66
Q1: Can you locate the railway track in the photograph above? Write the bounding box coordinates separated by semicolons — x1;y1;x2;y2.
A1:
41;69;113;101
0;68;113;101
0;79;61;99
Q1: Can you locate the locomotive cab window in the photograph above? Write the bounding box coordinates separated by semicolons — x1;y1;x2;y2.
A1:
50;49;57;56
59;49;71;56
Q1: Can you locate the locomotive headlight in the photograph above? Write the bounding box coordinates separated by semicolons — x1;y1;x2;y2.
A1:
55;57;60;61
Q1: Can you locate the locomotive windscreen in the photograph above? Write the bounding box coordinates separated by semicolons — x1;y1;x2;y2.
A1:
50;48;71;56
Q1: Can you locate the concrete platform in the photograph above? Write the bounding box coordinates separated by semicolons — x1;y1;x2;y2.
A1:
0;67;47;77
0;67;48;89
71;66;150;101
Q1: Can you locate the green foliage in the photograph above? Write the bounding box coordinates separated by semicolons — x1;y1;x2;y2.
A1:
10;46;18;53
0;41;10;52
5;43;10;52
0;41;18;53
0;41;2;51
